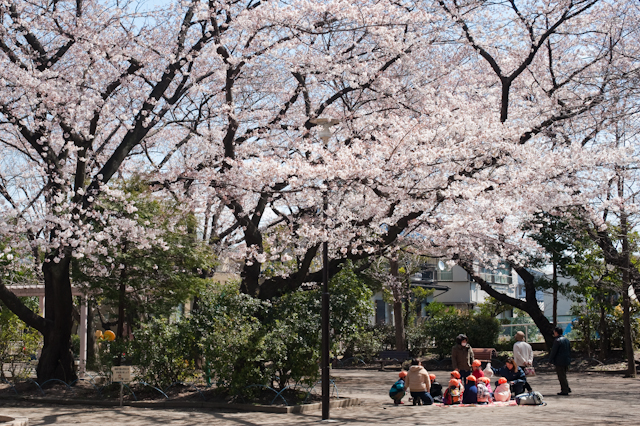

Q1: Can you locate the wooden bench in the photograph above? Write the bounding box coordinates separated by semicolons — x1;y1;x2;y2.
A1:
374;350;412;370
473;347;497;362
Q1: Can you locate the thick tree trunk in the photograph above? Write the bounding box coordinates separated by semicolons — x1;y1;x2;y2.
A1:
37;257;77;384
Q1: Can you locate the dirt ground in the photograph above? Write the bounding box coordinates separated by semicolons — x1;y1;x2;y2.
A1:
1;368;639;425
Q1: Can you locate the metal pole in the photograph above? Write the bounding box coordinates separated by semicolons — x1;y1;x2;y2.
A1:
321;192;330;420
310;118;338;421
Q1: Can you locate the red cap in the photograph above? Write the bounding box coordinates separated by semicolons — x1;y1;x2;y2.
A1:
498;377;508;384
449;379;460;387
472;360;482;367
429;374;436;381
450;371;460;379
479;377;490;383
466;375;476;382
399;371;407;378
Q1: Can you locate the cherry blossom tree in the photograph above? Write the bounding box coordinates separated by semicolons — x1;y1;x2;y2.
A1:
0;0;291;382
424;0;640;349
1;0;639;383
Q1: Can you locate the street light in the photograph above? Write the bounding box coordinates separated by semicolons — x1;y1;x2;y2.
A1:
310;117;339;421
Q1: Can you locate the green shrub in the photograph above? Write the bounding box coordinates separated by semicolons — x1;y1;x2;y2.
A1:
419;303;501;359
0;298;42;380
96;319;197;388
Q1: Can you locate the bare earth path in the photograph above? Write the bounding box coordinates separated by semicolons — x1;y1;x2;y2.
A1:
1;369;638;425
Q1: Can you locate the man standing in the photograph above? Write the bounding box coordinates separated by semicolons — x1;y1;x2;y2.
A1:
549;326;571;395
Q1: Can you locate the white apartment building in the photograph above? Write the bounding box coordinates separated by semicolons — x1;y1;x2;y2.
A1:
372;260;544;324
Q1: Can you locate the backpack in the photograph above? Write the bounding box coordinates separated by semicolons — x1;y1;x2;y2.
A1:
443;386;462;405
476;383;490;402
515;391;545;406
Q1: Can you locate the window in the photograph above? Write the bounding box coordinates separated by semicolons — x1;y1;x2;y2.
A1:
476;264;512;285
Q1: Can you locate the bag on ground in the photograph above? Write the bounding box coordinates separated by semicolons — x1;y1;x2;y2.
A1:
443;387;462;405
483;362;493;378
515;391;545;406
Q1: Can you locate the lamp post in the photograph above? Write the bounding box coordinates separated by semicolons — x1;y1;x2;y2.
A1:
310;117;339;421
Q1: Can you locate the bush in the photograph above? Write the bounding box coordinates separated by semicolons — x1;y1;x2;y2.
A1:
96;319;197;388
0;298;42;380
419;303;501;359
93;273;374;396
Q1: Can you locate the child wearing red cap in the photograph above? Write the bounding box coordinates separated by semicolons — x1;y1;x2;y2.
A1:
494;377;511;402
443;379;463;405
462;375;478;404
471;359;485;380
389;371;407;405
449;370;464;391
429;374;443;402
476;376;491;404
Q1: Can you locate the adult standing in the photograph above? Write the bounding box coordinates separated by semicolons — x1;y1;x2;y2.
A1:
513;331;533;369
549;326;572;396
451;334;475;381
405;359;433;405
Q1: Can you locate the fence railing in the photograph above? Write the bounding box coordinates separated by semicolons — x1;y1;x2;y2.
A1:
500;322;572;343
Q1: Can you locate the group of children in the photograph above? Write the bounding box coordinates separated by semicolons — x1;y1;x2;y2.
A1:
389;359;514;406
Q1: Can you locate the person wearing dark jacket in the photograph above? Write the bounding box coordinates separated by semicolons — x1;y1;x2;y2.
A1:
461;375;478;404
429;374;443;401
451;334;475;382
491;357;527;396
549;325;572;395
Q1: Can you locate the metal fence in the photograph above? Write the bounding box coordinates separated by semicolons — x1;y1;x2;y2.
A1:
500;322;573;343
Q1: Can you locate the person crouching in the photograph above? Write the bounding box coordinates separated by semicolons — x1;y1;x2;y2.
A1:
389;371;407;405
405;358;433;406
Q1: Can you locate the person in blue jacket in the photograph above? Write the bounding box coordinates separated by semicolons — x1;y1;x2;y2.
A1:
491;357;527;397
461;375;478;404
389;371;407;405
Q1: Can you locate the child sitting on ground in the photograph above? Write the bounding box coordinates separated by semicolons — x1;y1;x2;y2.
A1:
462;375;478;404
476;377;491;404
494;377;511;402
449;370;464;391
479;376;492;393
389;371;407;405
443;379;463;405
429;374;443;402
471;359;485;380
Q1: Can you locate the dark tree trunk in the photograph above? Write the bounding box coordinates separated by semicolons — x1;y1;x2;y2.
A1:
599;304;609;361
37;257;77;384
